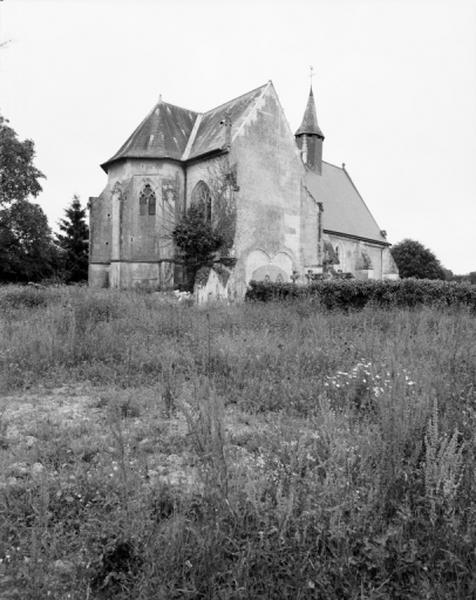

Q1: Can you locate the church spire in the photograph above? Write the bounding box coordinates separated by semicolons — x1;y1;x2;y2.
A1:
295;86;324;138
295;84;325;174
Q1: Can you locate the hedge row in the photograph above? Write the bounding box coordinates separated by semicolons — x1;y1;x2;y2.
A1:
245;279;476;310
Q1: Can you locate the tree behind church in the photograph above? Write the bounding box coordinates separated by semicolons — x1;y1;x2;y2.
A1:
0;113;58;282
0;200;57;282
56;195;89;283
0;114;45;206
391;239;446;280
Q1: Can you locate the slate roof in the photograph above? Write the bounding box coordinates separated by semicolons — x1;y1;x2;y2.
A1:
295;87;324;138
101;84;387;247
305;162;388;245
186;84;268;160
101;102;198;171
102;84;268;171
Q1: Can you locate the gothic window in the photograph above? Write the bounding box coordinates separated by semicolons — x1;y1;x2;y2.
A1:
139;184;156;216
148;193;156;216
335;246;340;261
191;180;212;223
139;195;147;216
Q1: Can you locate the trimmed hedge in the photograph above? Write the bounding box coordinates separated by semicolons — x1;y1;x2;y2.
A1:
245;279;476;310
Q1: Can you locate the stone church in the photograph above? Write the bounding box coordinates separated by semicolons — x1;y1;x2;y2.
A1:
89;81;398;297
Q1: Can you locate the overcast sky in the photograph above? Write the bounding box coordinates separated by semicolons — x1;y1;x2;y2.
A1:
1;0;475;273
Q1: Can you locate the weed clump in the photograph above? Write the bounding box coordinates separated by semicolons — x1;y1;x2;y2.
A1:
91;539;143;599
0;285;57;310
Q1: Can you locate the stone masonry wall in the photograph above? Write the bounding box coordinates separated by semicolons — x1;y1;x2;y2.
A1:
227;85;305;295
89;158;185;288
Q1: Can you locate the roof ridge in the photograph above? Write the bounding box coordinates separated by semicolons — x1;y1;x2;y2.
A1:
182;113;203;160
154;99;198;115
321;160;343;170
101;100;198;171
202;82;269;115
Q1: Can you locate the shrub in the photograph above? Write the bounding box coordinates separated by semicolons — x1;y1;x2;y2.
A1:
0;286;49;309
246;279;476;310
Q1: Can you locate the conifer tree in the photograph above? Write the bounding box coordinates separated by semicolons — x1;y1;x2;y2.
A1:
56;195;89;282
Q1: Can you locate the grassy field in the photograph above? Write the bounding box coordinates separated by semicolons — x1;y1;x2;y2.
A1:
0;285;475;599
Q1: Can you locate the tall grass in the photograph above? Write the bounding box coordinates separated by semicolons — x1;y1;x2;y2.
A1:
0;285;475;598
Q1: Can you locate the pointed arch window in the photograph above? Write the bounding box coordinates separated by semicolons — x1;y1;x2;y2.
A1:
139;184;156;216
191;181;212;223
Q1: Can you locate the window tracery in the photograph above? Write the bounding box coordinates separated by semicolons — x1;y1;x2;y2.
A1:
139;184;156;216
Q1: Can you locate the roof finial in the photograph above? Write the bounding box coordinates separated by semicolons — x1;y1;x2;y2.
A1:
158;93;163;103
309;66;315;91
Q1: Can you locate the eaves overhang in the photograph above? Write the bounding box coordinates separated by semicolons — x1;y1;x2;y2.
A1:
323;229;391;247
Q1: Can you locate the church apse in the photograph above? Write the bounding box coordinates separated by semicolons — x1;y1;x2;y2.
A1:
90;158;184;289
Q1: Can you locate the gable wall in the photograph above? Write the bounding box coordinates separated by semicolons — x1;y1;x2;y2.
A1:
228;86;305;292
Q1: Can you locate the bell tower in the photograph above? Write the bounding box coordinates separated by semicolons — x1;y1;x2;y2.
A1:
295;85;325;174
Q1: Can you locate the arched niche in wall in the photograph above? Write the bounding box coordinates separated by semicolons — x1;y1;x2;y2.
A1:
252;265;288;283
246;249;293;283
